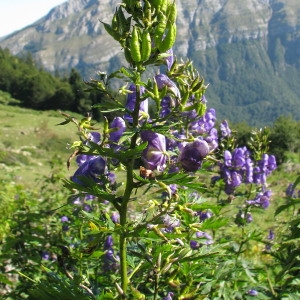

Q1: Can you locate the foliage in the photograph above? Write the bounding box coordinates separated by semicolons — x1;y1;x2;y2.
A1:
0;48;106;118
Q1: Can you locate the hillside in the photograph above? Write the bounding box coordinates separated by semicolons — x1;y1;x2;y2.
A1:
1;0;300;126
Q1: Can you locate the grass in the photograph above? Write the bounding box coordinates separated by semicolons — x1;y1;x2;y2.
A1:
0;104;85;186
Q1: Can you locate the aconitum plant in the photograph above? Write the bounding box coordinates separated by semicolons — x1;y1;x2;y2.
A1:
32;1;279;299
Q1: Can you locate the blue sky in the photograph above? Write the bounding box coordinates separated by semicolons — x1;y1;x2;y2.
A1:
0;0;66;37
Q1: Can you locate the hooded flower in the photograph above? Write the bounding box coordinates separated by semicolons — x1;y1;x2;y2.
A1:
141;131;168;171
155;74;180;97
109;117;126;143
71;156;107;185
124;84;148;123
179;138;209;172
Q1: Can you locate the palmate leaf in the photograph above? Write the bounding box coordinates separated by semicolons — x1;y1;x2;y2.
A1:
63;178;116;202
275;198;300;216
92;103;125;113
86;141;148;162
28;271;92;300
200;216;229;231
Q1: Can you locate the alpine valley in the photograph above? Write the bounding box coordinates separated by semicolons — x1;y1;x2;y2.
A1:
1;0;300;126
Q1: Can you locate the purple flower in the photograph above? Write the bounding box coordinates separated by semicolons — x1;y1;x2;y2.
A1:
41;251;50;260
161;214;181;233
247;289;258;296
235;210;253;226
124;84;148;123
197;210;213;222
179;139;209;171
165;48;174;71
190;231;213;249
155;74;180;97
191;108;216;134
104;235;114;250
268;230;275;240
141;131;168;171
111;212;120;224
103;235;119;271
109;117;126;143
163;292;174;300
61;216;69;223
179;138;209;172
72;156;107;185
246;190;272;209
87;132;101;144
205;128;218;151
220;120;231;137
253;154;277;185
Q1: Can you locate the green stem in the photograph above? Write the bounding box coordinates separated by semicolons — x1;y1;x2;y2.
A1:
118;82;141;296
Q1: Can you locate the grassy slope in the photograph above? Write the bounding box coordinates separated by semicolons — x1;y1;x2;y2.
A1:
0;104;83;186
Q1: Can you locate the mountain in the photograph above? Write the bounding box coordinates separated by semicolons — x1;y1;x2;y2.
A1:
1;0;300;126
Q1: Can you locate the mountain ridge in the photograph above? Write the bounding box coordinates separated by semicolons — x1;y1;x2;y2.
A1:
1;0;300;126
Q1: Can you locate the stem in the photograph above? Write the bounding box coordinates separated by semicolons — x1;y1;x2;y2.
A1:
118;83;141;296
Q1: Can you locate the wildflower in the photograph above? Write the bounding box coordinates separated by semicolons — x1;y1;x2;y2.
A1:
247;289;258;296
111;211;120;224
190;231;213;249
165;48;174;71
191;108;216;135
141;130;168;171
124;84;148;123
109;117;126;143
246;190;272;209
197;210;213;222
155;73;180;97
161;214;181;233
41;251;50;260
163;292;174;300
103;235;119;271
179;138;209;172
61;216;69;223
71;156;107;185
220;120;231;137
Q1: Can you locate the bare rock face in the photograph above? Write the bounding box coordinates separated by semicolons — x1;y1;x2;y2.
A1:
1;0;297;75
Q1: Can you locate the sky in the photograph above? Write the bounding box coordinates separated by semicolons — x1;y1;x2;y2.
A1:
0;0;67;37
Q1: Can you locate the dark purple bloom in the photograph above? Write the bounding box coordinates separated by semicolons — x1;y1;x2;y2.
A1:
141;130;168;171
72;156;107;185
41;251;50;260
104;235;114;250
83;204;92;212
286;183;295;197
268;230;275;240
179;138;209;172
253;154;277;185
155;74;180;97
87;132;101;144
103;235;119;271
197;210;213;222
109;117;126;143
